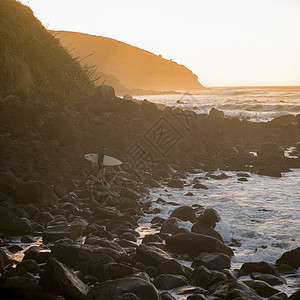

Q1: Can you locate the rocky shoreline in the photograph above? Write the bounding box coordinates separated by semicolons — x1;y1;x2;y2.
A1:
0;89;300;299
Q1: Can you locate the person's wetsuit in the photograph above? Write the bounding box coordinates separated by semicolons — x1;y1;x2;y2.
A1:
98;149;105;169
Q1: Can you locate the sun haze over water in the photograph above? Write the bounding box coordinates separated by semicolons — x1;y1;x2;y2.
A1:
19;0;300;87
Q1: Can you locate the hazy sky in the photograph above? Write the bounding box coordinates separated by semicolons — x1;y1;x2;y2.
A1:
20;0;300;87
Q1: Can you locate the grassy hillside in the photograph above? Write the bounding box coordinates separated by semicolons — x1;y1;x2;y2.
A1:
0;0;95;102
53;31;204;93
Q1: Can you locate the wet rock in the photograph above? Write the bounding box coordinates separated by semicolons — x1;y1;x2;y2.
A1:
212;278;261;300
34;211;55;223
160;222;178;234
288;290;300;300
187;294;207;300
269;292;288;300
18;259;41;274
14;181;58;206
166;232;234;257
167;179;184;188
39;257;89;299
191;265;227;290
7;244;23;253
244;280;281;297
136;244;173;267
0;207;32;235
276;247;300;269
119;232;137;242
23;246;51;264
197;208;221;228
151;216;165;224
145;265;158;278
192;183;208;190
142;234;163;244
0;248;11;271
184;191;194;196
117;239;138;248
157;259;192;280
94;206;121;219
191;222;223;241
153;274;188;289
192;253;231;271
1;276;38;290
161;292;176;300
170;206;196;222
21;235;36;243
250;272;286;286
43;224;83;242
86;276;160;300
84;236;125;253
241;261;280;277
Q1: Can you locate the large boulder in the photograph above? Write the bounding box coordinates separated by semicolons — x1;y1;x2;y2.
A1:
241;261;280;277
95;85;115;100
244;280;281;298
0;207;32;235
170;206;196;222
153;274;188;290
191;223;223;242
39;257;89;300
197;208;221;228
166;232;233;257
86;275;160;300
14;181;58;206
157;259;192;280
257;143;284;161
276;247;300;269
136;244;173;267
43;224;83;242
0;248;11;272
192;253;231;271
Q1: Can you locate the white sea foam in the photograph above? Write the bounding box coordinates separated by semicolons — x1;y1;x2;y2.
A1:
134;87;300;121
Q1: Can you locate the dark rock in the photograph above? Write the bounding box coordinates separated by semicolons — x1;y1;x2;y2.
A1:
257;143;284;161
161;292;176;300
86;276;160;300
192;253;231;271
0;207;32;235
119;232;137;242
160;222;178;234
157;259;192;280
209;108;224;118
39;257;89;299
145;265;158;278
167;179;184;188
21;235;36;243
14;181;58;205
94;207;120;219
153;274;188;289
250;272;286;286
43;224;83;242
269;292;288;300
197;208;221;228
244;280;281;297
192;183;208;190
191;265;227;290
96;85;115;100
0;287;56;299
151;216;165;224
212;278;261;300
0;248;11;271
276;247;300;269
117;239;138;248
288;290;300;300
7;244;23;253
183;191;194;196
34;211;55;223
136;244;173;267
166;232;233;257
2;276;38;290
241;261;280;277
142;234;162;244
23;246;51;264
170;206;196;222
191;222;223;241
187;294;207;300
18;259;41;274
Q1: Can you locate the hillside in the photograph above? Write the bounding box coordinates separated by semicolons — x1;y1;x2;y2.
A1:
0;0;94;102
52;30;204;94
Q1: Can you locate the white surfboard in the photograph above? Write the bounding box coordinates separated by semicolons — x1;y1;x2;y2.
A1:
84;153;123;166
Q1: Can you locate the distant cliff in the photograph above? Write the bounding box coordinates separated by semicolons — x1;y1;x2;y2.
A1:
52;31;204;94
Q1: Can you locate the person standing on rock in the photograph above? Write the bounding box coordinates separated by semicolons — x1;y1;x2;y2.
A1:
97;145;107;182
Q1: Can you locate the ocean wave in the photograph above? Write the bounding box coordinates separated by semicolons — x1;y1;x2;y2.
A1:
218;103;300;113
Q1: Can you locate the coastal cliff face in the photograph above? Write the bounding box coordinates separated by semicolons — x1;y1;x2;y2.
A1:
52;30;204;93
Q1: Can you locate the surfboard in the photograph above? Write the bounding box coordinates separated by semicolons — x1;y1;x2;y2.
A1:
84;154;123;166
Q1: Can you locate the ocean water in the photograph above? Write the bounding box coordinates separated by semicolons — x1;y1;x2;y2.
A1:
138;169;300;296
134;86;300;121
135;87;300;296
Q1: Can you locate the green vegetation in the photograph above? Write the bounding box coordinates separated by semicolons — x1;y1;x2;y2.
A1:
0;0;95;102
